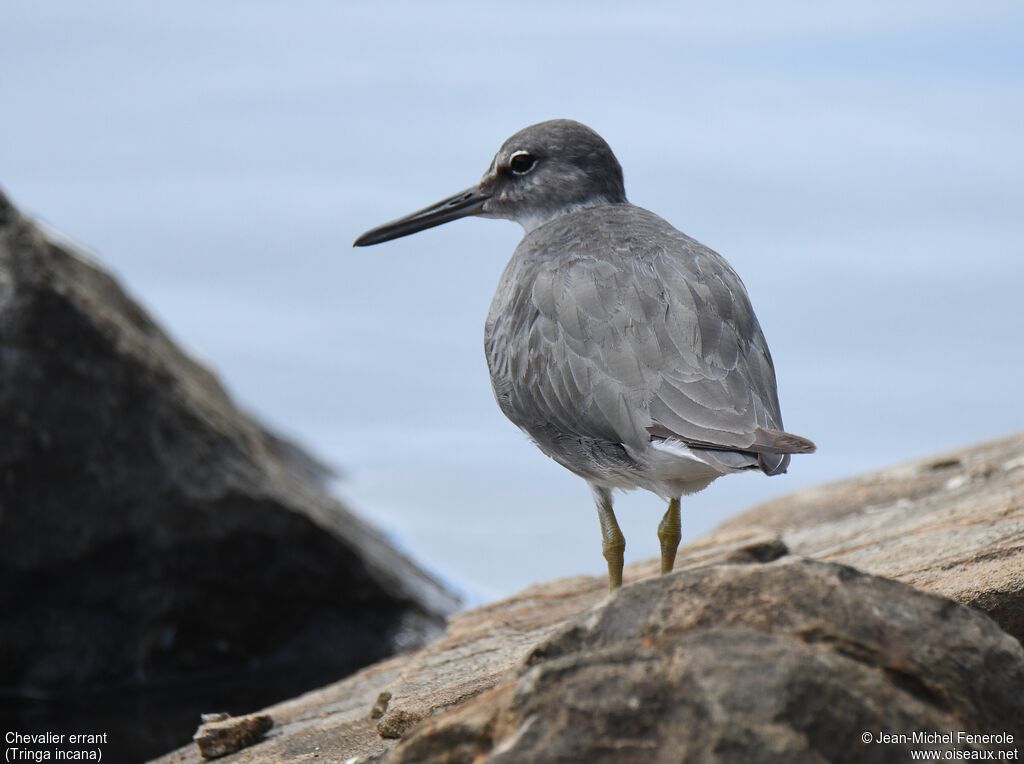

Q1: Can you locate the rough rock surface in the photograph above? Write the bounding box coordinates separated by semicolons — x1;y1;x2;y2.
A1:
0;188;457;760
153;432;1024;764
715;432;1024;643
386;559;1024;763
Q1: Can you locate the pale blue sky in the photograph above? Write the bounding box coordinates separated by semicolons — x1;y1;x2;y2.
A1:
3;2;1022;600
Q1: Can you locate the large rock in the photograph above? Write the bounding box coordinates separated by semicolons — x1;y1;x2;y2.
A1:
0;189;457;760
152;432;1024;763
386;559;1023;763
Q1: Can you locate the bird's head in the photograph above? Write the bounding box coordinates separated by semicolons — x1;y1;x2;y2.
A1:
354;119;627;246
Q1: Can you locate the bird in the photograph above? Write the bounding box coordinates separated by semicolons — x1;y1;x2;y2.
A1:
354;119;814;591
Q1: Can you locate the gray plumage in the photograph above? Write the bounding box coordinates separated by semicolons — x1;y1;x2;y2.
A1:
355;118;814;587
485;202;799;497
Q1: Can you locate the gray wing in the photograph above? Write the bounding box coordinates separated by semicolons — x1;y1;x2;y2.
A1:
486;207;800;464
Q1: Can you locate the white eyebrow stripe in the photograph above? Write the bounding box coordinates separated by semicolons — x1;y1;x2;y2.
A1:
508;149;537;175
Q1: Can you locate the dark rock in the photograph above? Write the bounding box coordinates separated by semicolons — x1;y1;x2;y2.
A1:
386;559;1024;763
723;535;788;563
0;188;458;761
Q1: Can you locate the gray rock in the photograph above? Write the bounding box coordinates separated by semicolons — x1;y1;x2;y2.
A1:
386;559;1024;763
0;188;457;760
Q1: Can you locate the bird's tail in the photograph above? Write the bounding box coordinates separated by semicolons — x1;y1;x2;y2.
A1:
750;428;816;476
647;423;815;477
749;427;816;455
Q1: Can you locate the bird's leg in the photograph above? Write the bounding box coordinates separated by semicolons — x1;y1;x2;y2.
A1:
658;497;682;575
592;485;625;590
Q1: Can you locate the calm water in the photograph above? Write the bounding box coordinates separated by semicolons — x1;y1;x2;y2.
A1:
3;2;1023;601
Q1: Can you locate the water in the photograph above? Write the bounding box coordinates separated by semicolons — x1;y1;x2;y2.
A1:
3;1;1022;603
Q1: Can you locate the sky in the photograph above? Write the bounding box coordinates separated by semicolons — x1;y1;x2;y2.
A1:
2;1;1022;601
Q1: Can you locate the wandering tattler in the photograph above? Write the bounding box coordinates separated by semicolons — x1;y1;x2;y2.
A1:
354;119;815;590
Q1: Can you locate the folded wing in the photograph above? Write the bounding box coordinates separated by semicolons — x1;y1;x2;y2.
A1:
486;206;814;474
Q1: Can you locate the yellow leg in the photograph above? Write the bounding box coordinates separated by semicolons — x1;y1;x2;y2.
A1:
658;497;682;575
593;486;625;590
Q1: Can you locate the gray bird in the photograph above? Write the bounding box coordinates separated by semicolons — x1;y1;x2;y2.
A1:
355;119;814;590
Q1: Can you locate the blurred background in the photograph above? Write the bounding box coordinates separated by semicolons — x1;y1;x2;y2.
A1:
3;1;1022;604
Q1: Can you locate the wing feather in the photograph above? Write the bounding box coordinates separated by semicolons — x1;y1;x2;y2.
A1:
484;204;807;459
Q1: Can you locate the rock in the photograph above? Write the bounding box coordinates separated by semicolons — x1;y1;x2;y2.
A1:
377;709;425;740
713;432;1024;643
149;431;1024;764
194;714;273;759
370;691;392;720
0;188;458;761
385;559;1023;763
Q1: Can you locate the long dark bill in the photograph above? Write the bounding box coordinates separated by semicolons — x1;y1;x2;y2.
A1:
353;185;489;247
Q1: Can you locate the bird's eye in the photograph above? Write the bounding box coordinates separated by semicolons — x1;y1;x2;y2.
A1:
508;151;537;175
